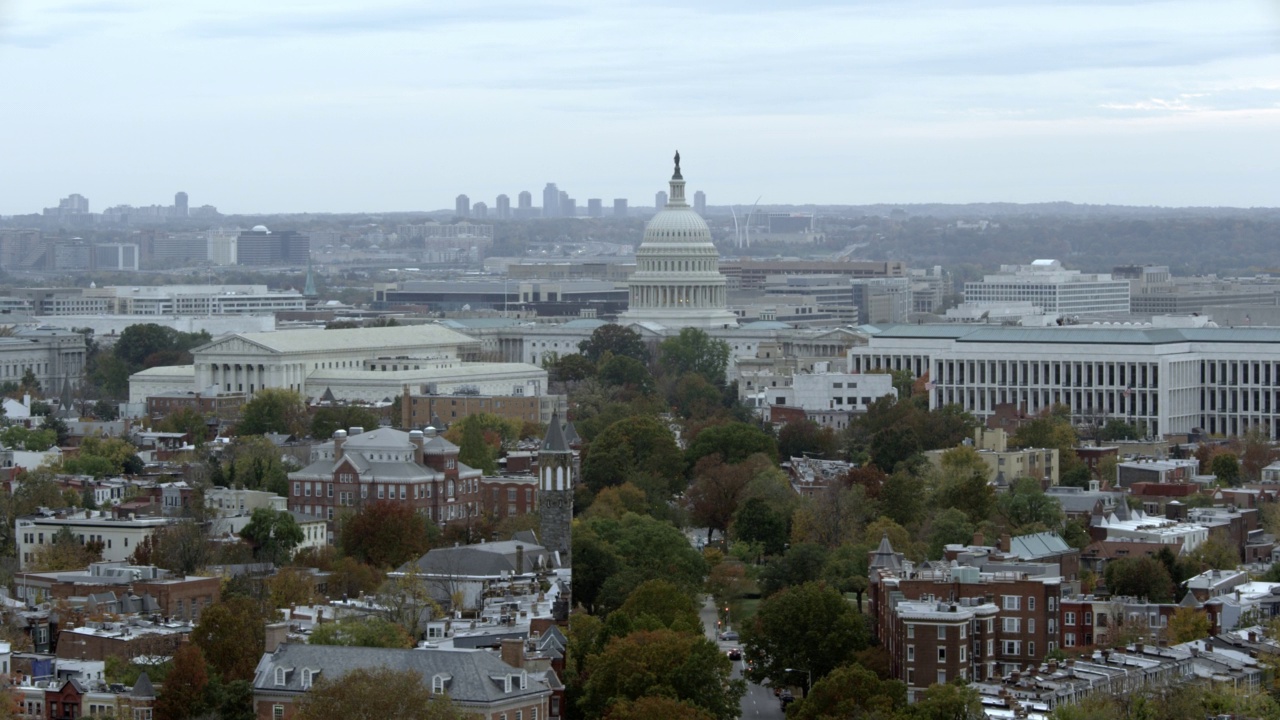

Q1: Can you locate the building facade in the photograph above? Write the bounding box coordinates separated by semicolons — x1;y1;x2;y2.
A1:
963;259;1131;316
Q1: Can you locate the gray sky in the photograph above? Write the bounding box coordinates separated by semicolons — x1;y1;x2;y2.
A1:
3;0;1280;214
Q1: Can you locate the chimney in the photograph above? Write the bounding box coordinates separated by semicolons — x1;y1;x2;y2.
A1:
999;534;1011;553
500;638;524;669
410;430;425;465
348;426;363;436
264;621;287;653
515;545;524;575
402;383;412;429
333;429;347;460
972;531;985;547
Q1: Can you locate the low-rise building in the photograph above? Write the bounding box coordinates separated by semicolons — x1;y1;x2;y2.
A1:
924;427;1060;486
15;510;178;571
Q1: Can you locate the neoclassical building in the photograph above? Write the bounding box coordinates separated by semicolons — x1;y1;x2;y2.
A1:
619;152;738;330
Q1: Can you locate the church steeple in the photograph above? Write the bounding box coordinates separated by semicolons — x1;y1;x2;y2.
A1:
539;409;574;565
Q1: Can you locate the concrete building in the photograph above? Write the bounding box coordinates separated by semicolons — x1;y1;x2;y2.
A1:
0;328;86;394
542;183;559;218
851;277;912;324
235;226;310;267
455;194;471;218
849;322;1280;439
613;198;627;217
762;363;897;430
15;511;178;570
924;427;1060;486
654;190;667;209
963;259;1131;316
93;243;139;271
720;259;907;292
496;194;511;219
693;190;706;216
619;155;737;330
401;392;543;428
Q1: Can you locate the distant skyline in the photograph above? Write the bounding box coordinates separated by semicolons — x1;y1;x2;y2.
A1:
3;1;1280;214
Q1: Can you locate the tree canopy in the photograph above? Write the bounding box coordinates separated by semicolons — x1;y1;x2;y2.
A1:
579;324;649;364
581;416;683;495
658;327;730;386
295;666;466;720
236;388;308;437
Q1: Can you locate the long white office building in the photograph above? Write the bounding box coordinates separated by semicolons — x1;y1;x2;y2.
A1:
963;259;1131;316
849;323;1280;439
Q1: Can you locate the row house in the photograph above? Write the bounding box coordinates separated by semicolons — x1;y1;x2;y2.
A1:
287;426;484;532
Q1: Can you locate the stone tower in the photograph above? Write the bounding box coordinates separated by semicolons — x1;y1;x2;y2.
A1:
539;409;575;565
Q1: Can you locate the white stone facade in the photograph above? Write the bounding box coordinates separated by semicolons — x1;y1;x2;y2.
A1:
15;511;177;570
963;259;1131;316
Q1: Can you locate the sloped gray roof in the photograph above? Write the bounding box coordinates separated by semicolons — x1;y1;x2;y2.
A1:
131;672;155;699
541;411;568;453
869;534;903;573
1009;532;1071;559
253;644;550;705
398;540;548;577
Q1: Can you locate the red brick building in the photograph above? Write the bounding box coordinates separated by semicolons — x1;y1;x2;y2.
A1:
481;475;538;520
287;426;483;528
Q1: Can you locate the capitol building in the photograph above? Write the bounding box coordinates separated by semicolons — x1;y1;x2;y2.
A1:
619;153;738;330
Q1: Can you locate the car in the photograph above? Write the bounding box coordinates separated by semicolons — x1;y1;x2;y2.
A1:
780;690;795;710
718;631;739;641
727;648;742;661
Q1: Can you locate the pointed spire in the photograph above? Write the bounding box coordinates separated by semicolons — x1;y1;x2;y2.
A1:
131;672;155;699
870;532;903;572
303;252;317;298
541;409;569;452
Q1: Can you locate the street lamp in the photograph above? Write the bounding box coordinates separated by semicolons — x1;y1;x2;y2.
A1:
784;667;811;697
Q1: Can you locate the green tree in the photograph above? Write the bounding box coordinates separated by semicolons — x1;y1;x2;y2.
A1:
310;405;381;441
93;399;120;421
236;388;308;437
732;497;789;557
452;415;498;475
238;508;304;564
685;422;777;468
1011;408;1085;476
658;327;730;385
787;663;906;720
581;416;683;495
578;629;744;720
155;406;211;444
741;582;869;692
308;616;413;648
339;501;437;569
998;477;1064;532
608;579;702;636
1166;606;1211;644
552;353;597;382
605;696;715;720
220;435;293;494
574;513;707;615
30;526;103;571
295;666;466;720
579;324;649;364
1097;419;1139;442
910;681;984;720
758;543;829;598
1212;452;1241;486
192;596;266;683
597;355;655;396
928;508;976;559
1104;555;1175;603
777;419;840;460
154;643;209;720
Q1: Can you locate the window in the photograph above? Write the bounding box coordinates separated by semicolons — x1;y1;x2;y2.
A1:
1002;595;1020;611
1065;611;1076;625
301;669;313;689
1004;640;1021;655
960;645;966;662
305;483;311;497
293;482;300;497
907;624;915;638
937;647;946;661
1064;633;1076;647
275;667;286;686
1028;618;1035;634
937;670;947;686
1028;597;1036;611
361;486;368;499
1085;611;1094;625
377;486;385;499
1028;642;1035;657
907;669;915;686
400;485;407;500
273;706;284;720
937;625;946;640
1002;617;1020;633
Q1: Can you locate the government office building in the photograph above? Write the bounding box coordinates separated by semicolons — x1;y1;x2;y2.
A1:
849;323;1280;439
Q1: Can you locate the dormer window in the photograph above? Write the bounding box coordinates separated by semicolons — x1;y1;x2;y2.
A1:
520;670;528;689
432;674;447;694
301;668;316;689
274;667;287;687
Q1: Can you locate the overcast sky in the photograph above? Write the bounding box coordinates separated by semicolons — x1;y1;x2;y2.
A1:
3;0;1280;214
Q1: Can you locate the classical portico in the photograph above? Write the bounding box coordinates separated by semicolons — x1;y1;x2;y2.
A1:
619;154;738;330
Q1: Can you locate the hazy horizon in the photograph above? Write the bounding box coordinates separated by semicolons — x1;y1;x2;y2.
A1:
4;0;1280;215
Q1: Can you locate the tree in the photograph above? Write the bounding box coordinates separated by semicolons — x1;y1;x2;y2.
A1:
93;399;120;421
236;388;308;437
581;416;683;495
308;616;413;648
777;419;840;461
605;696;715;720
1011;409;1085;476
310;405;381;441
131;520;211;575
998;477;1064;532
609;579;702;636
669;372;725;420
219;435;293;495
579;324;649;365
1104;556;1175;603
265;566;319;608
1212;452;1241;486
928;508;976;559
685;422;777;468
339;501;437;569
552;353;597;382
455;414;498;475
30;526;102;571
154;643;209;720
732;497;788;557
935;446;996;524
295;666;466;720
192;596;266;683
597;354;655;395
155;406;211;444
686;456;754;543
911;681;984;720
1097;419;1139;442
584;483;650;521
758;544;829;598
578;629;744;720
574;513;707;615
1166;606;1211;644
787;663;906;720
239;508;304;565
1186;537;1239;572
658;328;731;386
741;582;869;692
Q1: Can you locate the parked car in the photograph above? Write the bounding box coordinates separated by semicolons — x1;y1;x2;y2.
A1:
780;690;795;710
718;631;739;641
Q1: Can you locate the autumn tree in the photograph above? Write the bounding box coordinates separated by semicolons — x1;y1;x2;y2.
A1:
236;388;308;437
741;582;869;692
154;643;209;720
686;456;754;543
130;520;211;575
605;696;715;720
154;406;211;444
217;434;293;495
308;616;412;648
339;501;437;569
30;527;102;572
265;567;318;608
1104;556;1175;603
1166;606;1211;644
295;666;466;720
192;596;266;683
310;405;381;441
578;629;743;720
455;414;497;474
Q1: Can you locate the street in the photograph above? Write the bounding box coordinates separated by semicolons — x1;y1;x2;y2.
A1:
701;596;787;720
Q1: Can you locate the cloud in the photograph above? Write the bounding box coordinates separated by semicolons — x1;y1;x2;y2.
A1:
188;2;580;40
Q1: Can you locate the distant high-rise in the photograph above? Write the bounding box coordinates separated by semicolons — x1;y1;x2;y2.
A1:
455;194;471;218
542;184;559;218
694;190;706;216
57;194;89;214
496;194;511;219
560;192;575;217
237;226;310;267
473;201;488;219
613;199;628;218
175;191;189;217
655;191;668;209
518;191;532;212
587;199;603;218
